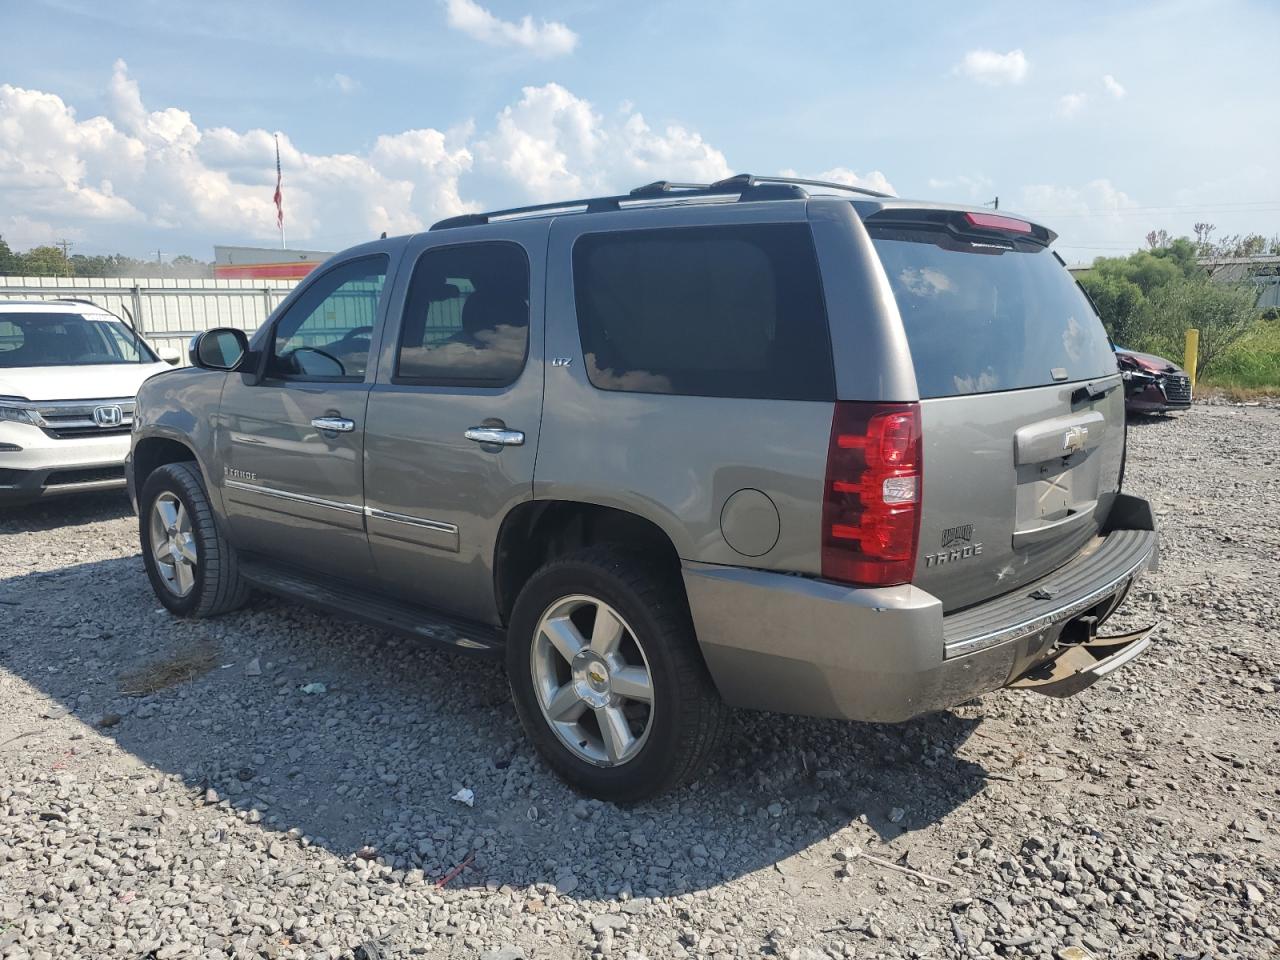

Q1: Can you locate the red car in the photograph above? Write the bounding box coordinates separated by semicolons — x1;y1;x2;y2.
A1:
1114;346;1192;414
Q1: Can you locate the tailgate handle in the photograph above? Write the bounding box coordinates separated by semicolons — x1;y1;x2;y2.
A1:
1012;499;1097;549
1072;379;1121;404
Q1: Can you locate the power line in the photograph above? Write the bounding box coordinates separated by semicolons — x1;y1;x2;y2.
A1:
1017;200;1280;219
55;239;73;277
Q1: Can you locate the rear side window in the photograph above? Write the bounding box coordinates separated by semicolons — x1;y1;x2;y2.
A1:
572;224;834;400
870;230;1116;398
396;242;530;385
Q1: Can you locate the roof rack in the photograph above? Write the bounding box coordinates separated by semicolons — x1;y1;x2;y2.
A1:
48;297;138;330
715;173;892;199
429;171;888;230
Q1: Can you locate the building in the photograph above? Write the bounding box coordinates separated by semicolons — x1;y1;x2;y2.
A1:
1200;255;1280;309
213;245;332;280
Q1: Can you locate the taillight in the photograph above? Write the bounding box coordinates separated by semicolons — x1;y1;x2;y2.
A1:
963;211;1032;234
821;401;922;587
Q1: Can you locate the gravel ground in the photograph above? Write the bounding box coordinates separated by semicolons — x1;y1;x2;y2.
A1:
1;404;1277;960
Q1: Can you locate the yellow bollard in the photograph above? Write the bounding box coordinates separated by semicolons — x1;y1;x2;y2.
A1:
1183;328;1199;393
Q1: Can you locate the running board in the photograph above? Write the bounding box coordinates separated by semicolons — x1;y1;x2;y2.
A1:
239;559;504;656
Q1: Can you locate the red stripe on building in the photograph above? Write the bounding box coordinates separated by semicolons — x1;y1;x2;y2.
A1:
214;262;319;280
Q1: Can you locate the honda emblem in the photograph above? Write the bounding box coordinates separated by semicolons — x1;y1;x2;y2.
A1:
93;405;123;427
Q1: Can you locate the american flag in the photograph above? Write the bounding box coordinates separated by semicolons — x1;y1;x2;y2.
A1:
273;134;284;230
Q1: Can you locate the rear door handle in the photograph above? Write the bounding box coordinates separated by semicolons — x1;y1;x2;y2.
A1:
465;426;525;446
311;417;355;433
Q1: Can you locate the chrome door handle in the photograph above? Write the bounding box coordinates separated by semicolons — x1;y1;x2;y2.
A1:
311;417;355;433
465;426;525;446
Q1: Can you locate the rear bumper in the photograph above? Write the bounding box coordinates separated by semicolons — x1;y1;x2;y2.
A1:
0;423;130;504
684;493;1159;722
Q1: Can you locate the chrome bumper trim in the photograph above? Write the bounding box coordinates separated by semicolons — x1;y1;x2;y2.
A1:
944;539;1156;659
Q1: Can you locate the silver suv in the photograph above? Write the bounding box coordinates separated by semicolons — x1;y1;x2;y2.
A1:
128;175;1159;800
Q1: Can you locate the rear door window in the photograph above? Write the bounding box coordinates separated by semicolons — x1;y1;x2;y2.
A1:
572;223;834;400
870;230;1116;398
395;242;530;385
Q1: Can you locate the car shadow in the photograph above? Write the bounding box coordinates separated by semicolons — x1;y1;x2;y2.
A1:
0;554;989;900
0;491;133;533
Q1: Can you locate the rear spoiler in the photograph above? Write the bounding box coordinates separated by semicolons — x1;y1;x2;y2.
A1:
854;202;1057;247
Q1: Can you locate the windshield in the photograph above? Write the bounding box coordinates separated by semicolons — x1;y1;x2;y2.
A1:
0;312;158;368
870;231;1117;398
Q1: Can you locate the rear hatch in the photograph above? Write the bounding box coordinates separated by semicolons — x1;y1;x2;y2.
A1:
865;208;1125;611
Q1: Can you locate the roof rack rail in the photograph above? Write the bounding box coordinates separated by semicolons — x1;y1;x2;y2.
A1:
628;180;712;197
429;172;825;230
708;173;892;199
48;297;138;329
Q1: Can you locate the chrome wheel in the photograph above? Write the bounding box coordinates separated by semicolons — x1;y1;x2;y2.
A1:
149;491;197;597
530;594;655;767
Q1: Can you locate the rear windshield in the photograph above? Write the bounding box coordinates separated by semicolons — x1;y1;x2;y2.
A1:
0;313;157;367
870;231;1116;398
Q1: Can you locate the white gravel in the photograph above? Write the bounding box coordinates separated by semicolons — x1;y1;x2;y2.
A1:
1;404;1278;960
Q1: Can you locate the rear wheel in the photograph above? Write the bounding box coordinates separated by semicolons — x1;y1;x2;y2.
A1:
506;546;727;802
139;462;250;618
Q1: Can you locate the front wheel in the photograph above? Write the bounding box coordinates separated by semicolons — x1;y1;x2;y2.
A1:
138;461;250;618
506;546;727;802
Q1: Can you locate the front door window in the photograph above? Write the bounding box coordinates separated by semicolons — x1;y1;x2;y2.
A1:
270;256;388;380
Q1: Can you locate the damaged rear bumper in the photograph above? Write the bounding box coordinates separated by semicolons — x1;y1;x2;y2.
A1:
1009;622;1159;698
683;493;1159;723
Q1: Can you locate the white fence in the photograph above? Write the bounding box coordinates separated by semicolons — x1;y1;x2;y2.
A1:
0;276;302;360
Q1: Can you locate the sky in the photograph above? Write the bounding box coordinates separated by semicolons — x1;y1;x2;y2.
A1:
2;0;1279;264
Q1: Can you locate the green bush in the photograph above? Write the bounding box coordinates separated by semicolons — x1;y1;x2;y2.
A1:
1131;279;1259;378
1203;319;1280;390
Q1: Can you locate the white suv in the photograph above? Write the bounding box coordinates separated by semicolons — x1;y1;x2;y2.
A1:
0;300;177;505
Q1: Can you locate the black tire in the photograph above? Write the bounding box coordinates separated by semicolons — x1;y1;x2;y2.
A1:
138;461;250;618
506;545;728;802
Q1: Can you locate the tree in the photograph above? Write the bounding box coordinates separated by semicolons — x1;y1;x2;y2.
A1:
17;245;70;277
1137;278;1259;377
0;235;20;275
1193;222;1216;257
1078;270;1146;345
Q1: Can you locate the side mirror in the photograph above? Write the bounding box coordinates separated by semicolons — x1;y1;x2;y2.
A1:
190;328;249;371
157;345;183;366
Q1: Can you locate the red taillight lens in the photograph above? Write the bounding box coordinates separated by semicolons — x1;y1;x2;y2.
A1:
963;211;1032;234
821;402;922;587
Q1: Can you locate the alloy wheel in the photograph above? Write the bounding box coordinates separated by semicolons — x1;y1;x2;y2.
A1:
530;594;655;766
149;491;198;597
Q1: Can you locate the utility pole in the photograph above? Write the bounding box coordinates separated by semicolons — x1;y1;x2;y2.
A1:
984;196;1000;210
56;239;73;276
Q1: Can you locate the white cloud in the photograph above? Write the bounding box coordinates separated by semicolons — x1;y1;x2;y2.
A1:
0;63;741;252
327;73;360;94
779;167;896;196
1013;179;1140;257
1103;74;1126;99
476;83;731;200
1018;179;1137;219
955;49;1029;86
926;173;994;200
443;0;577;58
1057;92;1088;118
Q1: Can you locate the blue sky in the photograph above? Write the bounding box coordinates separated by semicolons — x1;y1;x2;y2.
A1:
2;0;1278;262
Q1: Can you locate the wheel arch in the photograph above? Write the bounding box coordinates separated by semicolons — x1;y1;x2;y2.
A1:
132;436;200;494
493;500;683;625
